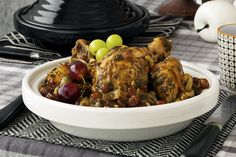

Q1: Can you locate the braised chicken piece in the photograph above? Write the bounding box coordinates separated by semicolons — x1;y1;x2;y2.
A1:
71;39;93;63
70;39;97;78
151;56;185;103
43;63;70;86
39;62;70;100
147;37;172;64
91;46;151;107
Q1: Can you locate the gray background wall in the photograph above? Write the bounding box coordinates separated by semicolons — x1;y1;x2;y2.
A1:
0;0;33;36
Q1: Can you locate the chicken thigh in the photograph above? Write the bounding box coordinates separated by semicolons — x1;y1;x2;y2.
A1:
91;46;150;107
151;56;185;103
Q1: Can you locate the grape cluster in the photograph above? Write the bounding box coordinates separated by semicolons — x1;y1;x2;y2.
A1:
39;60;91;104
59;60;90;103
89;34;123;61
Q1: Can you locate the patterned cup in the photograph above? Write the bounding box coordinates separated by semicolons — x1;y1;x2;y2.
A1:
218;24;236;91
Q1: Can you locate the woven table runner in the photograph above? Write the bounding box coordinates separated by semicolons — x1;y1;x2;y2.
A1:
0;91;233;157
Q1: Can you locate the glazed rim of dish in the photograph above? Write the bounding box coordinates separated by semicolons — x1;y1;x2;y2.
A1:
22;57;219;129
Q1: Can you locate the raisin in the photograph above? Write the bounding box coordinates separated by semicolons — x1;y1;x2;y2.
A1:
128;95;140;107
91;92;102;99
128;86;136;95
200;78;209;89
101;82;114;93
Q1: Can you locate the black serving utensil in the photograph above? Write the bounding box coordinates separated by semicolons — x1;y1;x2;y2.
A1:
0;95;25;128
181;95;236;157
0;46;61;61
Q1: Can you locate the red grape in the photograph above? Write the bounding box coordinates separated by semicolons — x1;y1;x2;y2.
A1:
69;61;88;81
58;83;80;104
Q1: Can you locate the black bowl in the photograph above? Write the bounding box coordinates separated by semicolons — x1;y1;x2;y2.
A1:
14;0;150;49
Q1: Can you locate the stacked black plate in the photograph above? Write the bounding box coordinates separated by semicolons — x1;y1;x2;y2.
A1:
14;0;150;49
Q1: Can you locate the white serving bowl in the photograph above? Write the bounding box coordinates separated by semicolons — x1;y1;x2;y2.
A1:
22;58;219;141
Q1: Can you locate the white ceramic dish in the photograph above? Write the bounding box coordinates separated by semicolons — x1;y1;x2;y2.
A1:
22;57;219;141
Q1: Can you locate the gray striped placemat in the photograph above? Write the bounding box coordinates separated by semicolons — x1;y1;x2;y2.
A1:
0;91;232;157
0;33;234;156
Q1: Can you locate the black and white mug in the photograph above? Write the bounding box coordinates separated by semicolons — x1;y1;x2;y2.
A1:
218;24;236;91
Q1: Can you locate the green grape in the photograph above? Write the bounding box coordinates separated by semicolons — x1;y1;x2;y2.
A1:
106;34;123;50
96;47;109;61
89;39;106;55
